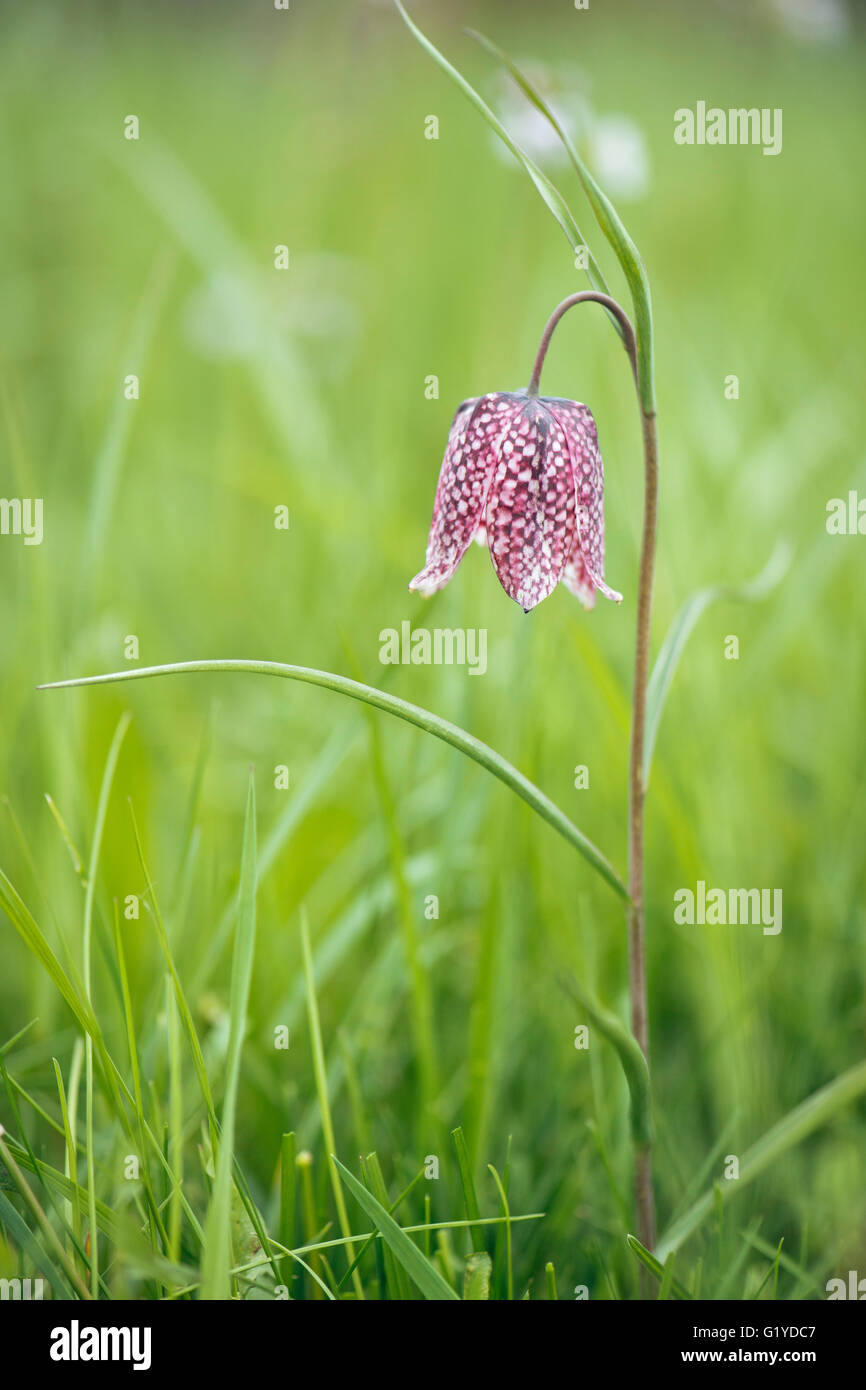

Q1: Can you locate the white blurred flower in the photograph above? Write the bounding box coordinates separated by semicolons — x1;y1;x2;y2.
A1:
490;62;593;170
769;0;849;43
587;114;650;202
490;62;650;202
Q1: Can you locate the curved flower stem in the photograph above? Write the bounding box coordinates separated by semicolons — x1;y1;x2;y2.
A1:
631;405;659;1261
529;291;659;1262
527;291;638;397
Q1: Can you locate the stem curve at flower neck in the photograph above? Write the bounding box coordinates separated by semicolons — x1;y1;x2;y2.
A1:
527;292;639;401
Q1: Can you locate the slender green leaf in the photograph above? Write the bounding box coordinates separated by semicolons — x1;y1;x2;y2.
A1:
451;1126;484;1250
0;870;98;1038
0;1189;73;1300
192;725;356;995
335;1168;425;1293
751;1237;785;1301
658;1250;677;1301
561;973;652;1146
201;771;258;1300
52;1058;81;1252
656;1057;866;1261
112;903;166;1262
38;660;628;900
1;1139;121;1244
363;1153;413;1301
129;805;274;1275
0;1130;92;1299
488;1164;513;1301
468;28;654;411
288;1211;544;1264
743;1231;818;1299
332;1157;460;1301
82;711;131;1297
300;912;365;1299
166;975;184;1266
393;1;619;326
626;1235;692;1300
279;1132;296;1289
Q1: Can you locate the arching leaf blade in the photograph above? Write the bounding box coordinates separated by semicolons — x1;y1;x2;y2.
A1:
38;659;629;901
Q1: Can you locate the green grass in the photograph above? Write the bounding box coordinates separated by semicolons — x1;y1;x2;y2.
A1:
0;0;865;1300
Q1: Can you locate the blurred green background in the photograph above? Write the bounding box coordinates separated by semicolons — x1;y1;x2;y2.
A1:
1;0;864;1299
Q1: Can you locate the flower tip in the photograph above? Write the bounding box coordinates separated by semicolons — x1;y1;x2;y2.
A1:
408;572;437;598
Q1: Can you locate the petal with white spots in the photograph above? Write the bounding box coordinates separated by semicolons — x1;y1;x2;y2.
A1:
547;398;622;604
484;401;576;612
562;545;597;610
409;392;521;596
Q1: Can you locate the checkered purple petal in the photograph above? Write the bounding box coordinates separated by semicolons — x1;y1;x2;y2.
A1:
484;400;577;612
546;398;622;604
409;392;521;596
562;547;597;610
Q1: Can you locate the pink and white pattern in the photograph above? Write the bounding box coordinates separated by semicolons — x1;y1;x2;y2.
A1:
409;390;621;613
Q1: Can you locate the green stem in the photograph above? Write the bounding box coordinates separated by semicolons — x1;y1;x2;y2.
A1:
528;292;659;1266
629;407;660;1261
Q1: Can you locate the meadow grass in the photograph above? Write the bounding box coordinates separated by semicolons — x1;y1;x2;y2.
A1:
0;0;864;1299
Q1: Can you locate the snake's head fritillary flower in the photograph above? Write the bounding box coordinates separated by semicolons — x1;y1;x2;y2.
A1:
409;390;622;613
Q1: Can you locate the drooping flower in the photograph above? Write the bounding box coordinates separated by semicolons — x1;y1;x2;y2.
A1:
409;390;621;613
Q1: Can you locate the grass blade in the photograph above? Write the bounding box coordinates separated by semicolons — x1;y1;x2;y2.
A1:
0;1188;73;1300
279;1132;296;1290
467;28;654;410
626;1235;691;1300
363;1153;413;1301
487;1164;513;1301
82;712;132;1296
560;973;651;1146
334;1168;425;1293
300;912;365;1300
166;974;184;1267
201;770;258;1300
393;2;616;320
0;1127;92;1299
451;1126;484;1251
332;1156;460;1301
112;902;166;1262
0;870;98;1038
656;1057;866;1261
52;1058;81;1258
